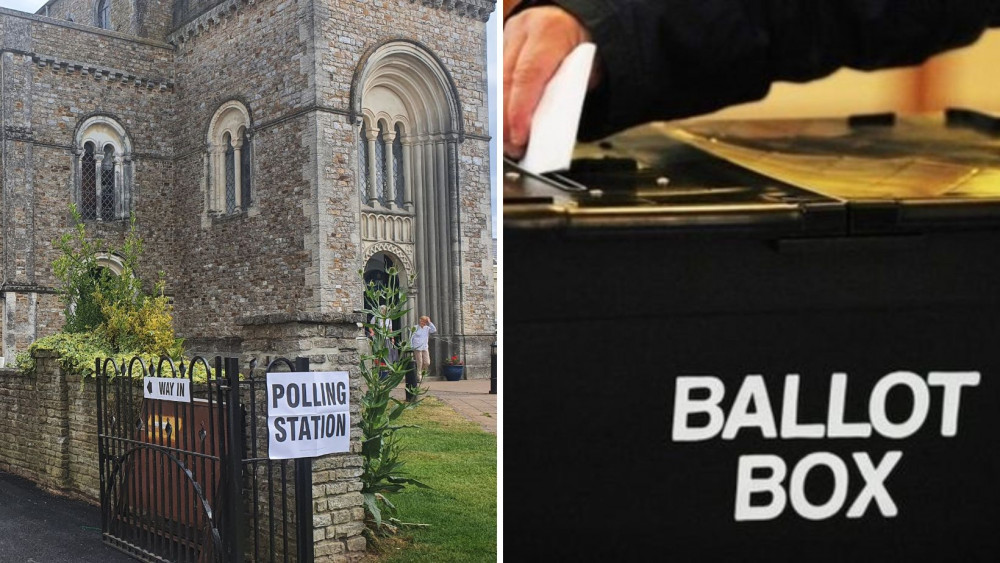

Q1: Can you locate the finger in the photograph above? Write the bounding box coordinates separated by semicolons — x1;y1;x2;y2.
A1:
505;31;567;158
503;25;527;157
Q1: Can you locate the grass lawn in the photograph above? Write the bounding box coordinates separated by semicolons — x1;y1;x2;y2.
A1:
365;395;497;562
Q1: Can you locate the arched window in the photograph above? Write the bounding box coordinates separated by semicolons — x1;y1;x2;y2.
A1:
81;142;97;220
355;41;465;338
75;116;132;221
393;123;405;208
67;254;126;332
101;144;116;219
96;0;110;29
207;101;252;215
359;121;370;203
375;123;387;207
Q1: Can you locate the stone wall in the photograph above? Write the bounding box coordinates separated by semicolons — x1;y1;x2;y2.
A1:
165;0;317;347
37;0;118;29
36;0;173;39
1;8;175;362
136;0;174;39
0;351;101;501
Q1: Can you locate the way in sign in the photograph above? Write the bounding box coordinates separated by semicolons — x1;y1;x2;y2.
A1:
144;376;191;403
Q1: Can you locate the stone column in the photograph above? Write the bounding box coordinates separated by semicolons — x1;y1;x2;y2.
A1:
423;139;439;332
1;26;40;360
123;154;133;216
412;141;425;319
2;293;15;363
211;145;225;212
447;139;464;354
233;136;243;210
402;139;414;208
113;155;123;219
72;147;82;210
384;129;396;209
435;139;450;337
365;128;379;206
94;154;105;221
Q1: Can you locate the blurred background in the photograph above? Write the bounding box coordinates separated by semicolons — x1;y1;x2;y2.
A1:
700;30;1000;121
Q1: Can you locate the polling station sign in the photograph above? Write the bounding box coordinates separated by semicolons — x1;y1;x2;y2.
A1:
267;371;350;459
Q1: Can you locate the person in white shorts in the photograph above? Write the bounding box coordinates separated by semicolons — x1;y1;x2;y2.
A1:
410;316;436;382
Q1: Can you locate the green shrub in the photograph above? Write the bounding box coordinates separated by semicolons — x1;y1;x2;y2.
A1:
53;206;144;333
19;206;183;375
98;289;184;359
16;332;114;378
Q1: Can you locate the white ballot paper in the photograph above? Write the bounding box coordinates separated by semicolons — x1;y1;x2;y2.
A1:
518;42;596;174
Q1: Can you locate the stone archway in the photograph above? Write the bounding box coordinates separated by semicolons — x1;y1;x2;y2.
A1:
353;41;464;365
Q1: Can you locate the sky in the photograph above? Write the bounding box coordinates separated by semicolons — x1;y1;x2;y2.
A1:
0;0;499;238
0;0;42;12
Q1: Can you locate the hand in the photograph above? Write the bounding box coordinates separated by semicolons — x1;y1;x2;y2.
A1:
503;6;597;159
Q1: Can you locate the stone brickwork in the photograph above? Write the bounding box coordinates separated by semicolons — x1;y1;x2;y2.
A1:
39;0;111;29
2;8;176;366
135;0;173;40
166;0;318;351
0;351;101;501
39;0;174;39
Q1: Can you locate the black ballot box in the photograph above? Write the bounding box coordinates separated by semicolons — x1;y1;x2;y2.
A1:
504;111;1000;562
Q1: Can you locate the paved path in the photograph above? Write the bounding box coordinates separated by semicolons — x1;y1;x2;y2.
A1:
0;471;134;563
391;377;497;434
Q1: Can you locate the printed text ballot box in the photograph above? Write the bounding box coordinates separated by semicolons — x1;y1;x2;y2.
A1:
267;371;350;459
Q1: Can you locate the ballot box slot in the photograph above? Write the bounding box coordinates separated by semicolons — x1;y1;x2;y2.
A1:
848;199;1000;234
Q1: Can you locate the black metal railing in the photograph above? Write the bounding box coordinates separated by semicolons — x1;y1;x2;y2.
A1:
97;355;227;562
97;355;314;563
490;342;497;395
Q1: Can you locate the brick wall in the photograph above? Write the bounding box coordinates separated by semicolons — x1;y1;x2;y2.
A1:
0;350;101;501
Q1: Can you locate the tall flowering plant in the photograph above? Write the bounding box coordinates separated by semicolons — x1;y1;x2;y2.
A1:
359;268;428;542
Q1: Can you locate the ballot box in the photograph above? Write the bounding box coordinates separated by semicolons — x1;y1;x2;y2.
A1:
504;111;1000;561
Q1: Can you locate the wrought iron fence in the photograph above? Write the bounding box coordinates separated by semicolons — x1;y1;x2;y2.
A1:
96;355;314;563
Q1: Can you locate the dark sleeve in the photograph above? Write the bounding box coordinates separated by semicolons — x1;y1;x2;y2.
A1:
545;0;1000;140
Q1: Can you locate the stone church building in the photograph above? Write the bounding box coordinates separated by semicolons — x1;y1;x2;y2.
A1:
0;0;495;377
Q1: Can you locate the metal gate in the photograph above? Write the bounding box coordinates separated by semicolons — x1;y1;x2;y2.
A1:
97;356;315;563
